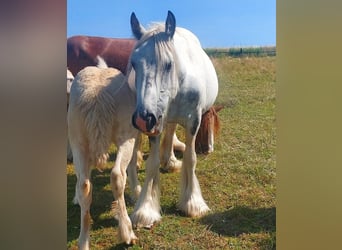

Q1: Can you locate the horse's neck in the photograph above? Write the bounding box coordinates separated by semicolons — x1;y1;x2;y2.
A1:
173;32;203;78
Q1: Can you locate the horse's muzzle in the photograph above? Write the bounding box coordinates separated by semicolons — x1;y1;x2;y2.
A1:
132;110;160;136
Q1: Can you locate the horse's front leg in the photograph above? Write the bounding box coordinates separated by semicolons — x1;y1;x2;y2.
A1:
110;138;138;244
131;135;161;228
160;123;182;172
179;118;210;217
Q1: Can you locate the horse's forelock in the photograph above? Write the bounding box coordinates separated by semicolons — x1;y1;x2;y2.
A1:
134;23;164;47
134;22;179;98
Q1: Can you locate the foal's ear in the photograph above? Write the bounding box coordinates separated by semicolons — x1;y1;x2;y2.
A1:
130;12;146;40
165;10;176;39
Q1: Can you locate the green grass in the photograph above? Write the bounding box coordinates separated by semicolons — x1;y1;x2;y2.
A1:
67;55;276;249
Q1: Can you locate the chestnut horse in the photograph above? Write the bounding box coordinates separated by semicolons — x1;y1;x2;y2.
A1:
67;35;220;155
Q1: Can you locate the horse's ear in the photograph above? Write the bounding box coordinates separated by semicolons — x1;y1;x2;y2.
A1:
165;10;176;39
130;12;145;40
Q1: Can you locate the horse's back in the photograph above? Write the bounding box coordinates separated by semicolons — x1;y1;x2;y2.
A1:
173;28;218;112
69;66;135;149
67;35;136;75
67;36;94;75
71;66;125;105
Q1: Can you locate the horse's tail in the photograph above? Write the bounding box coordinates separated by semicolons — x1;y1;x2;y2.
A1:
79;69;119;169
213;105;224;136
84;93;115;169
96;55;108;69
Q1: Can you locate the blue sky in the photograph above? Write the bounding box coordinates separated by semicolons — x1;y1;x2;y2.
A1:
67;0;275;48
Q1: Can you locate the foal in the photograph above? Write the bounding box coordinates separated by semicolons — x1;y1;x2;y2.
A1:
68;65;140;248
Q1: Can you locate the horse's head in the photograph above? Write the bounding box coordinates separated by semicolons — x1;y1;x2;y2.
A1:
129;11;178;136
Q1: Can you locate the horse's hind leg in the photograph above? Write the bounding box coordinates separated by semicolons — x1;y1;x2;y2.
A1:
71;145;93;250
178;124;210;217
110;138;138;244
160;123;182;172
68;109;93;250
172;130;185;152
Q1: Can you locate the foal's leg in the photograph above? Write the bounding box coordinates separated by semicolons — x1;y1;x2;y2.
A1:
126;134;142;199
72;146;93;250
131;136;161;228
179;123;210;217
160;123;182;172
110;138;138;244
68;111;93;250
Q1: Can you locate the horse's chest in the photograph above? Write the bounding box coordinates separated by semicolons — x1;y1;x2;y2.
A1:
167;89;201;121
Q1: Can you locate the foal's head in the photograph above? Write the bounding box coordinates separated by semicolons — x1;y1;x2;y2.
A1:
129;11;178;136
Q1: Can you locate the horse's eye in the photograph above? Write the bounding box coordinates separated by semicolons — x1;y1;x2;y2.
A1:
165;62;172;71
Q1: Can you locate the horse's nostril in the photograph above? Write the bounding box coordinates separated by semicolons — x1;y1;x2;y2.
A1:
132;110;157;133
142;109;148;118
146;114;156;131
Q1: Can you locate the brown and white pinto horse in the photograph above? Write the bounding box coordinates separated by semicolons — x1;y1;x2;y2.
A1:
67;35;136;76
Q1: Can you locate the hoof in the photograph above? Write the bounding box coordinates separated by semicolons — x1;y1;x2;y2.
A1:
131;209;161;229
121;232;138;245
179;198;210;217
161;157;182;173
112;201;139;245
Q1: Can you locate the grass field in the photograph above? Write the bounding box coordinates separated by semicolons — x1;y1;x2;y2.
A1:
67;55;276;249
